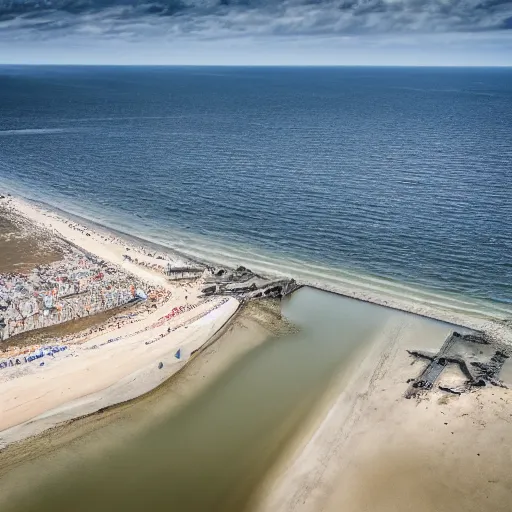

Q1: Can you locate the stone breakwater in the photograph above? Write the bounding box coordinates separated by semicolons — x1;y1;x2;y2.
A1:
201;266;300;299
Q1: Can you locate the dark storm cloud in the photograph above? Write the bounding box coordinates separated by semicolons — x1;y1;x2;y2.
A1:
1;0;511;38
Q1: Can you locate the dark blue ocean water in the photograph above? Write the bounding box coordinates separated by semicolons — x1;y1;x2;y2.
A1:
0;66;511;319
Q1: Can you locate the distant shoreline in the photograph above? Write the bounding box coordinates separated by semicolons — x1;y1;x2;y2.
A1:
2;64;512;69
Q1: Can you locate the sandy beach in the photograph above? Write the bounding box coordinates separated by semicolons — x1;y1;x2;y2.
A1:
256;311;512;512
0;195;240;447
1;60;511;512
0;194;511;512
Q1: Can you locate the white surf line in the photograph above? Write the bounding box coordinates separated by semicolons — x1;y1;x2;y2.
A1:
6;194;511;341
167;238;510;317
8;192;491;319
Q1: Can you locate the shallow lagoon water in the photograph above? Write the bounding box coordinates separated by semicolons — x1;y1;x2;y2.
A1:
3;288;454;512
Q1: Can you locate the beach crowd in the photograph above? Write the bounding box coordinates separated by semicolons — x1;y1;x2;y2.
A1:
0;246;149;342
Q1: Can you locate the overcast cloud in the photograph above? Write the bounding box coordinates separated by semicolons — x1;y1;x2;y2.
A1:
0;0;511;64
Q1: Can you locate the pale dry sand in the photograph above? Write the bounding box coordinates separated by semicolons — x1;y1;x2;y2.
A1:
5;196;171;286
0;197;240;448
0;297;239;445
256;313;512;512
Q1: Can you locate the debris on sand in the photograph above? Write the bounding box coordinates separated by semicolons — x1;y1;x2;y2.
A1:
406;331;511;398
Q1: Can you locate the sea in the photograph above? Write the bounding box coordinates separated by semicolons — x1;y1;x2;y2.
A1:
0;66;511;320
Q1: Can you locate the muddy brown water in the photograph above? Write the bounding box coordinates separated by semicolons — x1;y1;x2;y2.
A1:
500;358;512;387
2;288;446;512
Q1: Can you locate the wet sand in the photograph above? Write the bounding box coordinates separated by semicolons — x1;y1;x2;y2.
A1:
0;204;62;274
0;295;239;441
0;287;472;512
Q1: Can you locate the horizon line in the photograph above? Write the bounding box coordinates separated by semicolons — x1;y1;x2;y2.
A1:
1;63;511;69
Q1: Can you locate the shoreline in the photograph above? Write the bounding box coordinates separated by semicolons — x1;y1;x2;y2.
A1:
5;193;511;336
0;194;242;448
0;298;240;448
1;193;510;445
0;298;295;508
256;312;512;512
25;196;209;270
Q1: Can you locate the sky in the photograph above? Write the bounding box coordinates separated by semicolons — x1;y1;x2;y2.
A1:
0;0;511;65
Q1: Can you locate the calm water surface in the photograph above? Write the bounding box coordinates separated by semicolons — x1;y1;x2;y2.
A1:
0;66;511;319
